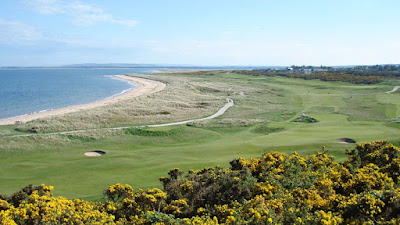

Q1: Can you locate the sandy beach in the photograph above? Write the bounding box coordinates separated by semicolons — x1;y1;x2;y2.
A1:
0;75;166;126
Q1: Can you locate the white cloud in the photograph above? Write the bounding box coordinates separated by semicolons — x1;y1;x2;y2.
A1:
295;43;306;47
22;0;138;27
23;0;65;14
221;30;236;35
0;17;142;48
0;18;44;43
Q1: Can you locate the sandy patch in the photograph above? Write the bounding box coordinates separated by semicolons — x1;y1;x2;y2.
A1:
84;150;106;157
0;75;166;125
386;86;400;93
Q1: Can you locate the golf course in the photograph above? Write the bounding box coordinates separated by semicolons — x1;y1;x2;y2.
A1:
1;71;399;201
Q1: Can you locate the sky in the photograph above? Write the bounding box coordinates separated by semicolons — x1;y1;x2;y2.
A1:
0;0;400;66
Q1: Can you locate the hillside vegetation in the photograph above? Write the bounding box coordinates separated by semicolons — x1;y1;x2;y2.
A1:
1;140;400;224
232;70;392;84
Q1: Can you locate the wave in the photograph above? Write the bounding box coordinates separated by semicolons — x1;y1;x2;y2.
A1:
0;108;54;121
105;75;139;88
104;87;134;100
103;75;139;100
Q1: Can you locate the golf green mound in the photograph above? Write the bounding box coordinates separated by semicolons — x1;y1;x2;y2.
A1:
84;150;106;157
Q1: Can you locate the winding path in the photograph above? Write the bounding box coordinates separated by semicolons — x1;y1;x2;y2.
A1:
386;86;400;93
144;98;233;128
5;98;234;138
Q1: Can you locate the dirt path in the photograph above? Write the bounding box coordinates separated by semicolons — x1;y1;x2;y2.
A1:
386;86;400;93
144;98;233;128
5;98;234;138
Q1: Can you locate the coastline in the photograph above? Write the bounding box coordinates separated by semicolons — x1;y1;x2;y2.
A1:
0;75;166;126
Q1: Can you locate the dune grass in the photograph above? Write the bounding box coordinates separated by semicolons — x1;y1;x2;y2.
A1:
0;72;399;200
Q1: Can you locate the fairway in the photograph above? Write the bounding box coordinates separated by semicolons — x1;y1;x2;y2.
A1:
1;72;400;201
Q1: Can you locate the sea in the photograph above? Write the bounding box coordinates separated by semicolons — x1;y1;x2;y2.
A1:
0;66;269;120
0;68;157;120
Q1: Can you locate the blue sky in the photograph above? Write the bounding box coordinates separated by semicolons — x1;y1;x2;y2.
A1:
1;0;399;66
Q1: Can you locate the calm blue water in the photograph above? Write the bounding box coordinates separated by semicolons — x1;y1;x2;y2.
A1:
0;68;157;120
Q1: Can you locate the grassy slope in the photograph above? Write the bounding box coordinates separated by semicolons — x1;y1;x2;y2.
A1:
0;72;399;201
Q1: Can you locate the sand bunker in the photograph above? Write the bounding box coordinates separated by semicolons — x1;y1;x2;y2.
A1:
84;150;106;157
337;138;356;144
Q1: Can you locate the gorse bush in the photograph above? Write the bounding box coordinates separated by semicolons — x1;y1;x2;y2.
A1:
0;184;115;224
2;140;400;224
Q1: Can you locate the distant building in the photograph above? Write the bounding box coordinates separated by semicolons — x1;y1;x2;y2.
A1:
285;67;329;74
312;68;328;73
303;69;312;74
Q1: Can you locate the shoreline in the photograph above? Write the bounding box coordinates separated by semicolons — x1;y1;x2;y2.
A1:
0;75;166;126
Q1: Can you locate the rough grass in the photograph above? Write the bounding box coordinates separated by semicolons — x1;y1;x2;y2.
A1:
250;124;285;134
1;72;400;200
